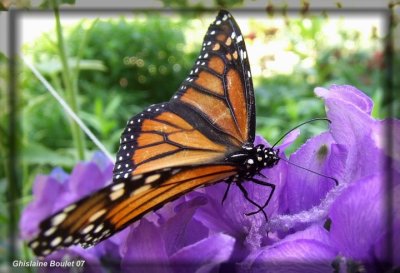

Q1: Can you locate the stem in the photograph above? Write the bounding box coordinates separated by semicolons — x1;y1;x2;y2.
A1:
6;13;21;261
53;3;85;160
72;19;98;88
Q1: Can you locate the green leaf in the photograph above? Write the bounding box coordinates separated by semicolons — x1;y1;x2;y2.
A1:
35;58;107;75
22;142;76;166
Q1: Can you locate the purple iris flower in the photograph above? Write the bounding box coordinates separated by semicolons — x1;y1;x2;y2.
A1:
20;85;399;273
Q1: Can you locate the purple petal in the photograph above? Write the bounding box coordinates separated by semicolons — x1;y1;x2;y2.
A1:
162;196;209;256
121;219;170;273
38;247;105;273
315;85;379;183
372;119;400;174
68;162;107;196
373;225;400;272
241;239;336;273
91;150;114;174
373;183;400;268
20;171;67;239
276;129;300;151
283;132;346;214
254;131;300;151
200;181;272;237
373;223;400;271
315;85;373;115
169;233;235;273
33;168;68;205
150;195;187;225
275;224;332;247
190;186;249;236
329;173;387;261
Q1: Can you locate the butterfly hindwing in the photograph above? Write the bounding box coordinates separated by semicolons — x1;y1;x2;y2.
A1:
29;165;236;256
29;168;181;256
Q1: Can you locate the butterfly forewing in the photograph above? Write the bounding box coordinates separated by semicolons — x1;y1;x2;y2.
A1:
172;10;255;144
114;102;237;182
114;10;255;183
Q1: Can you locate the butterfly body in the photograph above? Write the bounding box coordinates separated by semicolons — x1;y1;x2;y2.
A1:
28;10;280;257
226;144;280;179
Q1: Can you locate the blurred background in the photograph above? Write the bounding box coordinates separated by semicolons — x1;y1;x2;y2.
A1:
0;2;397;269
17;10;386;172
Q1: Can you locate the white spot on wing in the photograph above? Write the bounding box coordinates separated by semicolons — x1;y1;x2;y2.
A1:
132;185;151;196
111;183;124;191
50;237;62;247
89;209;106;222
63;204;76;213
81;224;94;234
52;213;67;226
131;174;143;181
94;224;104;234
145;173;161;184
64;236;73;244
44;227;56;237
30;241;39;248
110;188;124;200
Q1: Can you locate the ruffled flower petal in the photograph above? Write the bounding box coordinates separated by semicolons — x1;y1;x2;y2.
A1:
170;233;236;273
329;173;387;261
241;239;336;273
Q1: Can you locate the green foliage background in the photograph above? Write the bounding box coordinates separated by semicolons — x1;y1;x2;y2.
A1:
21;13;385;168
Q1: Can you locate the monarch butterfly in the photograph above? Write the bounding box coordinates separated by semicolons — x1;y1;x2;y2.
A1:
28;10;292;257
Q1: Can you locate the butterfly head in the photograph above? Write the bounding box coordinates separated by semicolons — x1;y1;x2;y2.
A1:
260;145;280;168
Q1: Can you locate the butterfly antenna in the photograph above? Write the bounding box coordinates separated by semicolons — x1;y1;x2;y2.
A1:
278;157;338;186
271;118;331;149
272;118;338;186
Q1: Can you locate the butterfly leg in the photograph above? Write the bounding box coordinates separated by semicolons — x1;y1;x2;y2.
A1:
245;177;275;216
221;176;234;205
236;182;268;221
